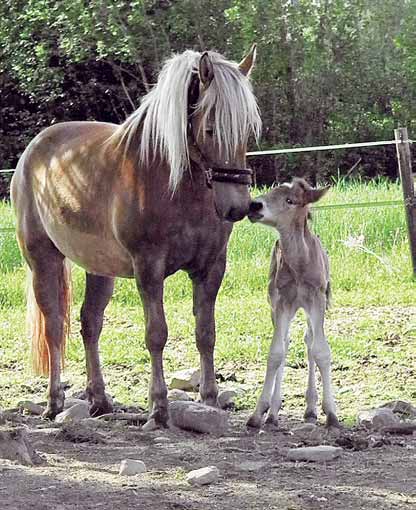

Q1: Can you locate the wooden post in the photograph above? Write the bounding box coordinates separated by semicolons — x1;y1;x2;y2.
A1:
395;127;416;276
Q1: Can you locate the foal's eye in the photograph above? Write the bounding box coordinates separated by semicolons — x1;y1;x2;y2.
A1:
286;198;293;205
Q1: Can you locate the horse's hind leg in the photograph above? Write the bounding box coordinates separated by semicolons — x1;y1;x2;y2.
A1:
80;273;114;416
27;243;70;419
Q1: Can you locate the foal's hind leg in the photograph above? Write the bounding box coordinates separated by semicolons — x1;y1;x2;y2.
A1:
305;298;340;428
303;320;318;423
191;254;227;406
80;273;114;416
28;246;68;419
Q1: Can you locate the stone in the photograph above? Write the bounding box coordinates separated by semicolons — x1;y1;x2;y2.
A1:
169;368;200;391
186;466;219;486
217;389;238;410
142;418;158;432
381;400;416;418
168;389;194;402
0;412;5;425
0;428;45;466
63;398;88;410
55;402;90;423
154;436;171;444
119;459;146;476
238;460;267;472
287;445;343;462
169;401;228;435
358;408;400;430
18;401;44;416
292;423;323;443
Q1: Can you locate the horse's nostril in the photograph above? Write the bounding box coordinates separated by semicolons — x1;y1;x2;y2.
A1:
249;201;263;212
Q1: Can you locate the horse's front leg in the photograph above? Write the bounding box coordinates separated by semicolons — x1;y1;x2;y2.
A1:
191;255;226;406
134;258;169;427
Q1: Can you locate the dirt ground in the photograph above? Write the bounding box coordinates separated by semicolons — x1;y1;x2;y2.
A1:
0;409;415;510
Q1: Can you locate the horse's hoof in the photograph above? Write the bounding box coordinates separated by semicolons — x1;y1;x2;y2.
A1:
89;399;113;417
42;406;62;420
325;412;341;429
246;414;262;429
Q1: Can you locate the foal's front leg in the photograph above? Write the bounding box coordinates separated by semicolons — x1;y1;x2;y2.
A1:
247;305;296;428
191;255;226;406
134;258;169;427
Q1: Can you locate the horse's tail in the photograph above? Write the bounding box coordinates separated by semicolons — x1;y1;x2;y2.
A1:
26;259;72;376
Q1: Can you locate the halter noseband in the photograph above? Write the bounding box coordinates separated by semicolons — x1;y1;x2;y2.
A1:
204;166;253;188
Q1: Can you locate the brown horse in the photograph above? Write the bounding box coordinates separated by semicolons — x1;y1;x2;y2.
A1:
11;46;261;427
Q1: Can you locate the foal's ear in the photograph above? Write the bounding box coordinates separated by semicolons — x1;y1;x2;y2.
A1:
199;52;214;87
305;186;330;204
239;43;257;76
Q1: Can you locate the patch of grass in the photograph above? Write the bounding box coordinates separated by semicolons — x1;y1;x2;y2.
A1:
0;179;415;424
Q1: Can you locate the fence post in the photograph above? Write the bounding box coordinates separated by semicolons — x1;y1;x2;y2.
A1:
395;127;416;276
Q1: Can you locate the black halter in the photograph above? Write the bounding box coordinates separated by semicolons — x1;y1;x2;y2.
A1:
187;73;253;189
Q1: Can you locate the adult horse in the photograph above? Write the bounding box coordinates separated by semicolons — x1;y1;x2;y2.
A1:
11;46;261;427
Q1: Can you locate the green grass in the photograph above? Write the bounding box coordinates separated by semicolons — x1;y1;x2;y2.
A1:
0;178;415;425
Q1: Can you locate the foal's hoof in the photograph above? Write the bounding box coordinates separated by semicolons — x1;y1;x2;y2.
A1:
325;412;341;429
89;399;113;417
246;414;262;429
264;412;279;428
304;411;318;424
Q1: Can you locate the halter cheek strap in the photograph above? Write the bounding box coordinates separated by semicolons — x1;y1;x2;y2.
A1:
187;122;253;188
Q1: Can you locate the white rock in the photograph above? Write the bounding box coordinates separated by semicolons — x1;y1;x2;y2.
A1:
168;389;194;402
142;418;158;432
217;389;237;409
358;408;400;430
169;368;200;391
18;401;44;416
292;423;323;442
169;401;228;435
55;402;90;423
119;459;146;476
186;466;219;485
63;398;87;410
381;400;416;418
287;445;343;462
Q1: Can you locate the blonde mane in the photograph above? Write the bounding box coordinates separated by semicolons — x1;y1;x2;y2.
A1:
112;50;261;191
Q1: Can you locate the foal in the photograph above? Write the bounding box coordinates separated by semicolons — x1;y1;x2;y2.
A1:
246;178;340;429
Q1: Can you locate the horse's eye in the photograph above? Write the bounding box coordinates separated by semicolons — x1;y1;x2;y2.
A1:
205;128;214;137
286;198;293;205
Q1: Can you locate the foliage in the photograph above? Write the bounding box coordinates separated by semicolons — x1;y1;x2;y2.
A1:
1;0;416;192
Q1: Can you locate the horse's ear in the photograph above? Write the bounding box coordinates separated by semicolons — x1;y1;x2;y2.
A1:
239;43;257;76
199;52;214;87
304;186;330;204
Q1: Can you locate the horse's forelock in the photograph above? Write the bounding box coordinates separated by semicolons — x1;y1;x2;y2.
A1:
113;50;261;191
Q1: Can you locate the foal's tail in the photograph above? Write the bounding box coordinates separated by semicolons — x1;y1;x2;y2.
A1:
26;260;72;376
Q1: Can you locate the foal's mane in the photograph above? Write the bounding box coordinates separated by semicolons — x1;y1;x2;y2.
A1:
112;50;261;190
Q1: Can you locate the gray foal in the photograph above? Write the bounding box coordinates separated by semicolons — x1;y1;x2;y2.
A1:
247;178;340;429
